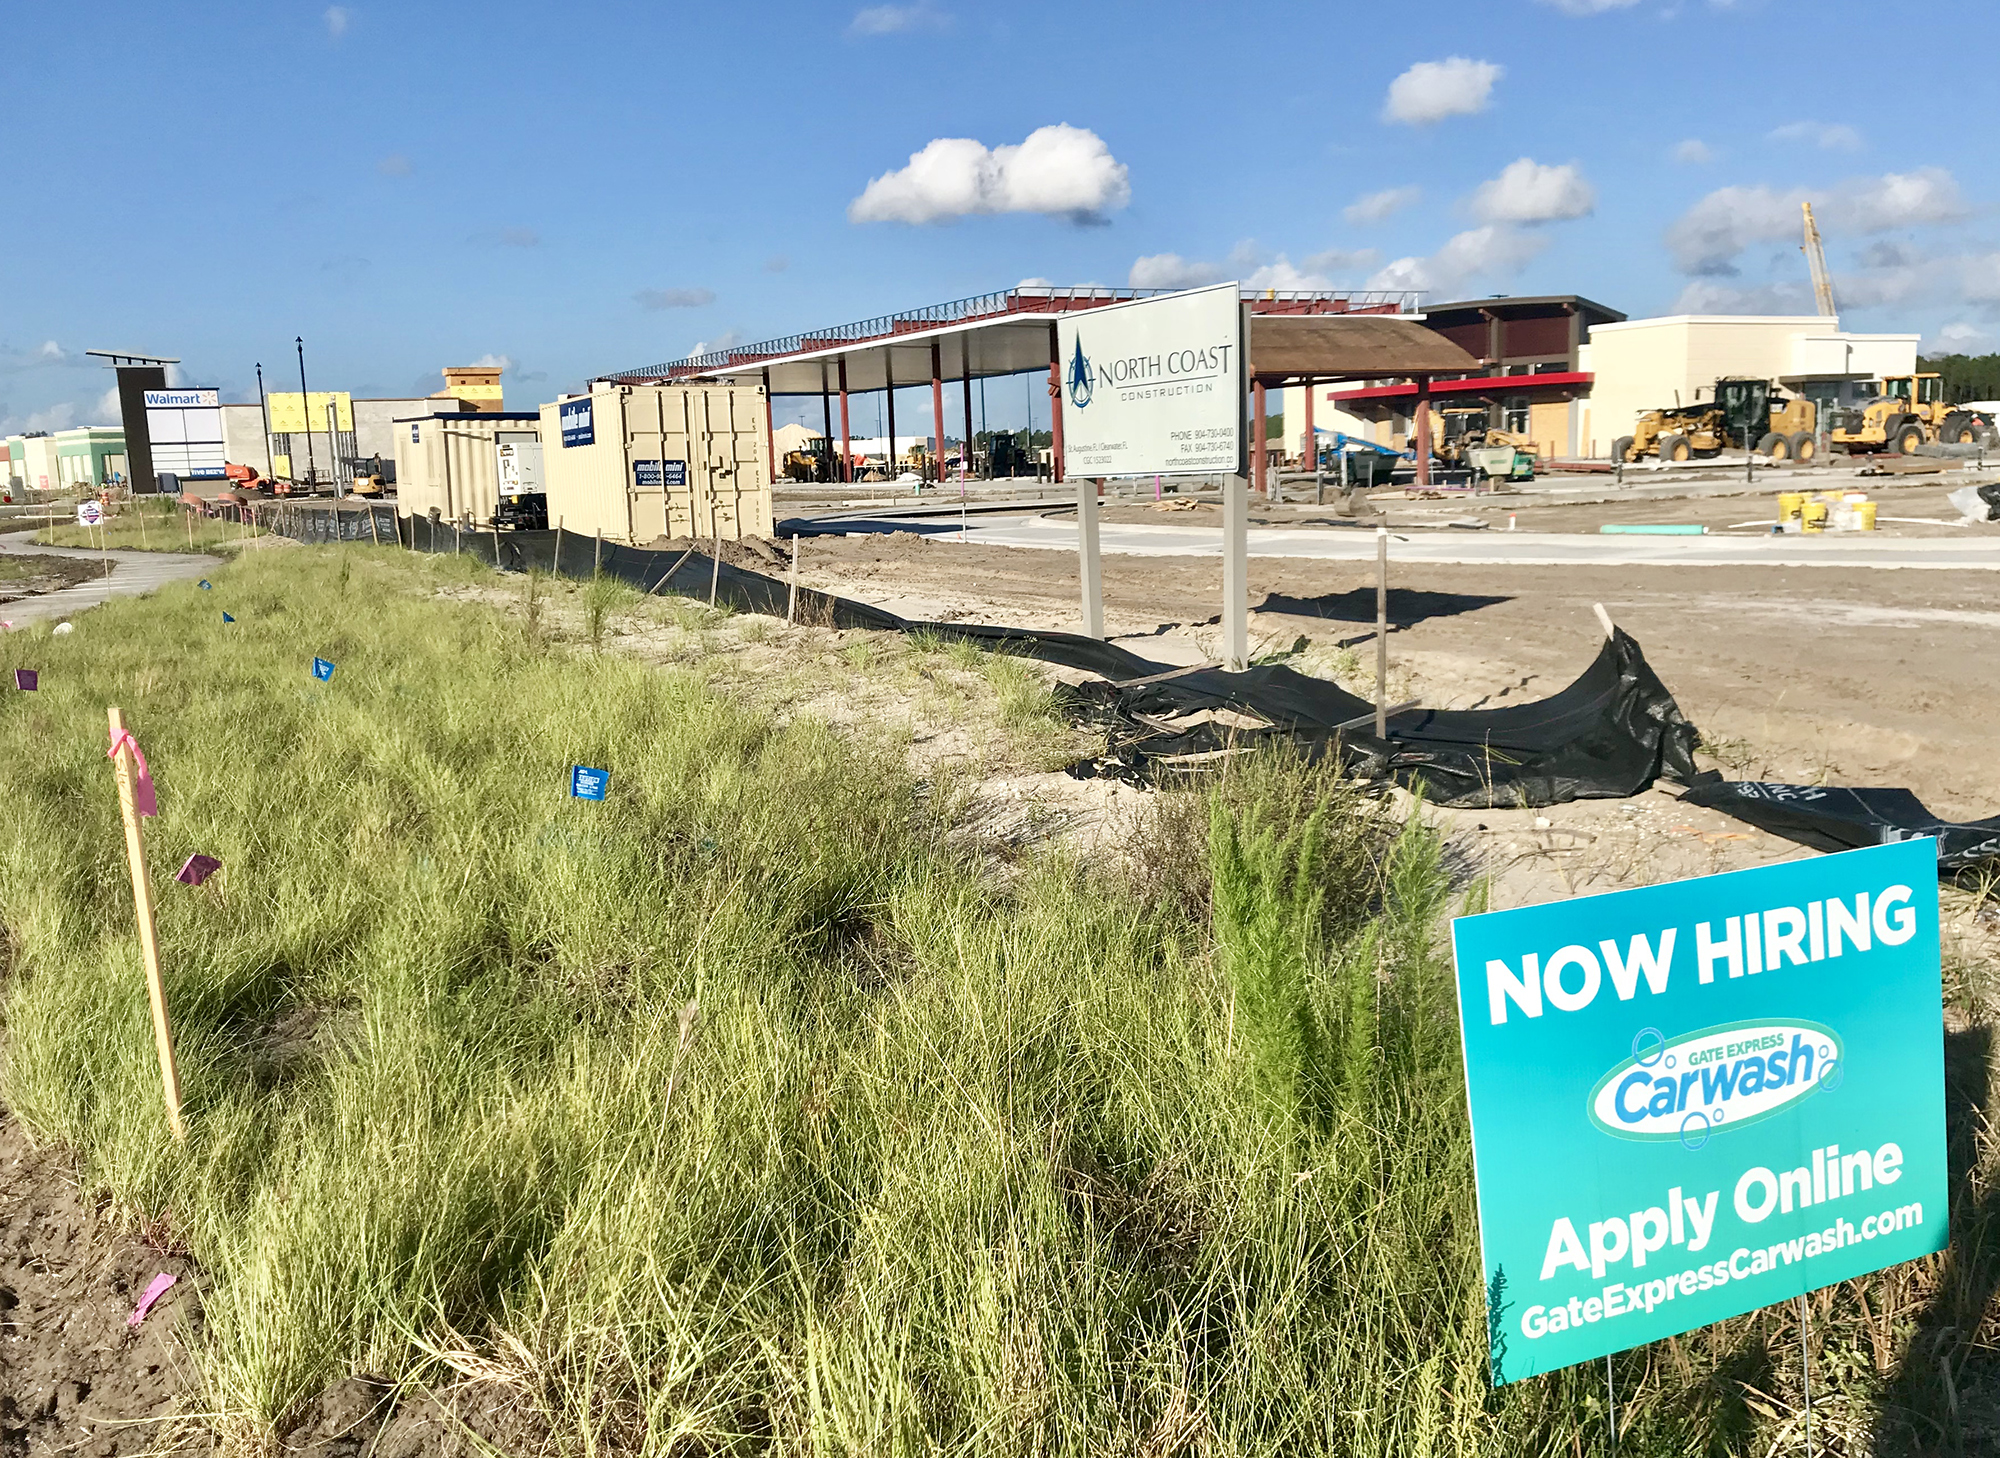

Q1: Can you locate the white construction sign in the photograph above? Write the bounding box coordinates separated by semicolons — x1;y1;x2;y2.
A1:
1056;282;1244;478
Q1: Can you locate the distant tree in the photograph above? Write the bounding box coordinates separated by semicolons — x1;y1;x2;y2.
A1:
1919;353;2000;403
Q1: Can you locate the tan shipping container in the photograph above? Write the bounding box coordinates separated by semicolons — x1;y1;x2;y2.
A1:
394;412;543;523
539;381;773;544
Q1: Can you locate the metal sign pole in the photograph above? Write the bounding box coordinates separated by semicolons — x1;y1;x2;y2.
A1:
1222;299;1252;672
1077;476;1103;639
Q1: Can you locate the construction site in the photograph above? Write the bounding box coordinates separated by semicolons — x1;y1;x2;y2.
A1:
6;13;2000;1448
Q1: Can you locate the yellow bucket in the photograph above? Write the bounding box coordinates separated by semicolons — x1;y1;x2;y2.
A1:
1854;500;1877;531
1801;500;1828;533
1777;491;1804;522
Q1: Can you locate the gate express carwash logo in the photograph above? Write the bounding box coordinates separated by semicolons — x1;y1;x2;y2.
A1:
1451;841;1945;1386
1588;1020;1843;1145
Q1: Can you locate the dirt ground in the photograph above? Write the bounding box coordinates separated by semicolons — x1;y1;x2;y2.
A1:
792;520;2000;912
0;556;100;606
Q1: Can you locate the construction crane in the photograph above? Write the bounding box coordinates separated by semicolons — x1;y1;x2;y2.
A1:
1801;202;1838;318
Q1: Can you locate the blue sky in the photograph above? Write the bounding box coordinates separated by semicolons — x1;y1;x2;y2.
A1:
5;0;1996;436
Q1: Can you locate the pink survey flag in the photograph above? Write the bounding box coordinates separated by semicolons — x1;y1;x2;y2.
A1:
176;853;221;886
106;727;157;817
128;1272;177;1327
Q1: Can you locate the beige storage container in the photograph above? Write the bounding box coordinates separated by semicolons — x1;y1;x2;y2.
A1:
539;381;773;545
394;412;543;524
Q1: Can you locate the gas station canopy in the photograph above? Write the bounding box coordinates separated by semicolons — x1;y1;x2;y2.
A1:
599;284;1468;395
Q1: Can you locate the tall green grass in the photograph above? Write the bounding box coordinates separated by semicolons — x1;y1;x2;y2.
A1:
0;548;1979;1454
31;495;263;552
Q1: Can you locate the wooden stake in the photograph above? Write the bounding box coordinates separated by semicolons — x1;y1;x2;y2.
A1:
1593;602;1617;640
107;708;185;1143
554;516;564;576
787;532;800;624
1375;527;1389;739
369;506;383;547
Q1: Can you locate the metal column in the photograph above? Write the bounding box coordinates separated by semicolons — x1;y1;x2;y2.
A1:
762;368;776;484
1413;375;1433;489
837;358;852;483
820;364;833;483
1046;323;1064;486
1301;377;1315;473
930;339;945;486
1251;378;1267;495
885;351;897;477
961;337;975;482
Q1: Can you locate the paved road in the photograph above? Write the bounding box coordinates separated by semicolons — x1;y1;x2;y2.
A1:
0;531;219;623
945;517;2000;570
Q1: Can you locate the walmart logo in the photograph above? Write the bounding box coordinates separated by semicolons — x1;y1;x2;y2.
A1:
1067;337;1094;410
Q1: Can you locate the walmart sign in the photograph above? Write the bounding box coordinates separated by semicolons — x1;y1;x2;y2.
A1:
1055;283;1241;478
1453;841;1946;1385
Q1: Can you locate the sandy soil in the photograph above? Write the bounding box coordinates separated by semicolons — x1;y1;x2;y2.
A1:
0;556;100;605
791;525;2000;912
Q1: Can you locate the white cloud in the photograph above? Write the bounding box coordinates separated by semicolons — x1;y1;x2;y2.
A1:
324;6;350;38
687;330;746;359
1017;276;1054;288
1129;253;1225;290
1930;321;1988;352
1366;226;1548;297
37;340;64;361
23;401;77;433
849;124;1130;224
1129;245;1377;293
1768;120;1863;152
470;353;516;375
499;226;539;247
1537;0;1640;10
1666;169;1967;275
378;154;411;177
764;255;789;273
849;2;946;34
1669;279;1815;314
1469;158;1596;224
1344;186;1420;225
96;386;121;421
635;287;716;310
1959;253;2000;305
1382;57;1502;126
1672;139;1713;164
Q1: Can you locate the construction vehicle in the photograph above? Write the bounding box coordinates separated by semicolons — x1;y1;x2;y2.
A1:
346;455;390;497
1802;202;1838;319
1612;377;1773;464
782;434;837;483
1820;374;1990;453
1757;394;1820;462
1429;405;1537;478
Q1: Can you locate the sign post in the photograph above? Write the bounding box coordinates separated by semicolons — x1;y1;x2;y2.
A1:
1055;284;1245;658
106;708;185;1142
1453;842;1946;1389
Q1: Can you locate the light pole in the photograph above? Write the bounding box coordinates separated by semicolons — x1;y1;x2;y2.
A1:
256;363;272;480
296;337;318;489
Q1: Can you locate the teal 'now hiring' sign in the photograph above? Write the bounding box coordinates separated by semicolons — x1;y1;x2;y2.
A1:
1452;840;1946;1385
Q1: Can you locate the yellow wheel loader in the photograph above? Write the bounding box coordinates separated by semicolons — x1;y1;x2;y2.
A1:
1823;374;1991;453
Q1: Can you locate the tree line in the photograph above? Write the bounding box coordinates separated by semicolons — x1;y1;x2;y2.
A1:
1919;353;2000;403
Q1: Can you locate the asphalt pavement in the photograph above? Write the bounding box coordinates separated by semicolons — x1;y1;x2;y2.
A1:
0;531;219;623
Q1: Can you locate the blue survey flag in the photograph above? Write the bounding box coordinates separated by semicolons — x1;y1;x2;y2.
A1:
1452;841;1945;1385
570;765;609;801
311;657;335;682
222;612;235;623
199;580;211;590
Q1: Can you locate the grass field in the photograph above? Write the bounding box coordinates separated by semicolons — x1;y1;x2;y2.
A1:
31;496;264;552
0;547;1993;1455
